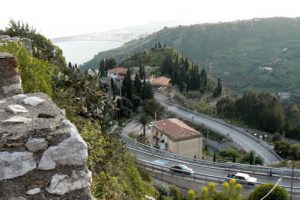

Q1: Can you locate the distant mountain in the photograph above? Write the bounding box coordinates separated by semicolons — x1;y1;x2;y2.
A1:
51;21;190;65
52;21;189;43
82;17;300;99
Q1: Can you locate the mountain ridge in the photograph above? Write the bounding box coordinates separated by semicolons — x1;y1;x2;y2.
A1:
82;17;300;99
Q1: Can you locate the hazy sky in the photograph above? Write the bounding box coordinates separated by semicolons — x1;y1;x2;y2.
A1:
0;0;299;38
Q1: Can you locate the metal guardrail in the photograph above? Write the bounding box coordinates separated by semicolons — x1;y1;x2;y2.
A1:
171;104;282;162
136;158;300;192
121;133;300;177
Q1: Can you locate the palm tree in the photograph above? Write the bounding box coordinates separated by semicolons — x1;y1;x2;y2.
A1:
138;114;151;136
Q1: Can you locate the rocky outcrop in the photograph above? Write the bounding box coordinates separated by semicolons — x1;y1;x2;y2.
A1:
0;93;92;200
0;52;23;99
0;35;32;53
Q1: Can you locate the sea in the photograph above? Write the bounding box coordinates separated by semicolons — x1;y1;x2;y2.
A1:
54;40;124;65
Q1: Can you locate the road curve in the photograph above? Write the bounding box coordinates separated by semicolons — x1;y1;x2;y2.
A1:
155;94;281;164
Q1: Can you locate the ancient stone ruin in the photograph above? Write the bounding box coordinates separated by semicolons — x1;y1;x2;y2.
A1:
0;52;23;99
0;54;92;199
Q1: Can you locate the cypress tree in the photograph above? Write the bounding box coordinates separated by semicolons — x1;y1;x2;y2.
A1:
250;150;254;165
200;68;207;89
144;83;154;99
213;78;222;97
134;73;142;94
110;78;116;100
213;152;216;162
123;69;132;100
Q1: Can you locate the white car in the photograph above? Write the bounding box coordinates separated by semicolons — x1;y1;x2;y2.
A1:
226;172;257;185
170;164;194;175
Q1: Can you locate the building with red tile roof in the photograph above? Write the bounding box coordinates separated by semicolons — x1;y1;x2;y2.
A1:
151;118;203;159
107;67;128;77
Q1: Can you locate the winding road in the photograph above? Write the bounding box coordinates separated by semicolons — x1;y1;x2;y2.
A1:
155;94;281;164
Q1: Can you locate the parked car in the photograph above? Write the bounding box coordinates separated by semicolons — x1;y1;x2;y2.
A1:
170;164;194;175
226;172;257;185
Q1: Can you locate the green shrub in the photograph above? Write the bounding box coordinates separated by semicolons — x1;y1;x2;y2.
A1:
128;131;137;139
187;189;196;200
0;42;56;97
169;186;181;200
248;183;288;200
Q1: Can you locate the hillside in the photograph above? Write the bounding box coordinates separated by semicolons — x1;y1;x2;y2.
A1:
0;21;157;199
82;17;300;99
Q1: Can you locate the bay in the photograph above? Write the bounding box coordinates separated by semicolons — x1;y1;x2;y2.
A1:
54;40;124;65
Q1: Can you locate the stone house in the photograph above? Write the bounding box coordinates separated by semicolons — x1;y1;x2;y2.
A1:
151;118;203;159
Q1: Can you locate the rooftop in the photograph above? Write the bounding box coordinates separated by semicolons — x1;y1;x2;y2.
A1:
152;118;202;141
150;76;171;87
108;67;128;75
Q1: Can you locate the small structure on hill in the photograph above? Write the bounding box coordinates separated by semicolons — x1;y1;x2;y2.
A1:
150;76;171;88
151;118;203;159
107;66;128;81
107;67;128;92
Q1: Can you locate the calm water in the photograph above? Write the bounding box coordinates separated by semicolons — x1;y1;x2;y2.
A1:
55;40;124;65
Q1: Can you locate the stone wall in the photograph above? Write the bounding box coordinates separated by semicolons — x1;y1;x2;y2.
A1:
0;93;92;200
0;52;23;99
0;54;92;199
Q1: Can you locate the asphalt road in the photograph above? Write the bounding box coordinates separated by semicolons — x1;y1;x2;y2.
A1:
129;146;300;190
155;94;280;164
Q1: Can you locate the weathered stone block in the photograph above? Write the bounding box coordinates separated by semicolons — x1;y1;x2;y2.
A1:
25;138;48;152
0;151;36;180
46;170;92;195
38;120;88;170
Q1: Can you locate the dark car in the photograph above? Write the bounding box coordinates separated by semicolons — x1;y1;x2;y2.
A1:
170;164;194;175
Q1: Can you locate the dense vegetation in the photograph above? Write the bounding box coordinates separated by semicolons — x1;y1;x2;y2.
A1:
83;17;300;102
165;181;288;200
0;42;56;97
216;91;300;140
102;45;221;95
54;67;157;199
4;20;66;70
0;21;156;199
